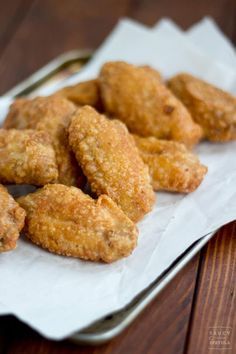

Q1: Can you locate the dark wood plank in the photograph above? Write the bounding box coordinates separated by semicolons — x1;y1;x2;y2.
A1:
0;316;13;354
0;0;130;94
185;222;236;354
4;255;200;354
0;0;235;94
128;0;236;41
0;0;34;55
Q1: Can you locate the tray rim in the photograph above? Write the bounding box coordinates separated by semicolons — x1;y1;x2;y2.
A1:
70;230;217;345
2;49;93;98
2;50;219;345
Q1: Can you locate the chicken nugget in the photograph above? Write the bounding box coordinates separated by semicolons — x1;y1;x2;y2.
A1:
4;96;83;186
18;184;138;262
53;79;102;109
68;106;155;222
0;129;58;185
168;73;236;141
133;135;207;193
0;184;25;252
99;61;203;147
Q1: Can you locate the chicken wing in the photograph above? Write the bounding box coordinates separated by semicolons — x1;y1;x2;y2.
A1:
68;106;155;222
3;96;83;186
0;129;58;185
53;79;102;109
99;61;203;147
168;73;236;142
17;184;138;262
0;184;25;252
133;135;207;193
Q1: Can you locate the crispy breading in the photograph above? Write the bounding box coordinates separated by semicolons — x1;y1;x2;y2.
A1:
3;98;30;129
99;61;203;147
53;79;102;109
0;184;25;252
0;129;58;185
68;106;155;222
3;96;83;186
168;73;236;141
140;65;162;81
133;135;207;193
17;184;138;262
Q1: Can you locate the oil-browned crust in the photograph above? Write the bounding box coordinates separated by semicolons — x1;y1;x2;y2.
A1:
99;61;203;147
3;96;83;186
168;73;236;142
53;79;102;109
17;184;138;263
133;135;207;193
0;129;58;185
140;65;162;81
68;106;155;222
0;184;25;252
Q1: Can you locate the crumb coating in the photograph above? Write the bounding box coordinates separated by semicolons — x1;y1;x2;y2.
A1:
69;106;155;222
133;135;207;193
0;129;58;185
168;73;236;141
99;61;203;147
18;184;138;262
0;184;25;252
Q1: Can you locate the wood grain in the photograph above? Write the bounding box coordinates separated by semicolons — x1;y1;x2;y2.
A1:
129;0;236;39
185;223;236;354
2;256;200;354
0;0;235;94
0;0;33;56
0;0;130;94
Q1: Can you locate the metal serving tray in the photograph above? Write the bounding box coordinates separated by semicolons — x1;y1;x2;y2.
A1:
3;50;218;345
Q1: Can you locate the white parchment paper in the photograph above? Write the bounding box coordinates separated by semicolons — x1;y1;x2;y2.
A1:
186;17;236;70
0;19;235;339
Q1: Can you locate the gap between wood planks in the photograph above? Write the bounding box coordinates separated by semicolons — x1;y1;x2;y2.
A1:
184;223;236;354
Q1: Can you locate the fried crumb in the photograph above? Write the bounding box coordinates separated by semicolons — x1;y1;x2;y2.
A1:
18;184;138;262
168;73;236;141
0;184;25;252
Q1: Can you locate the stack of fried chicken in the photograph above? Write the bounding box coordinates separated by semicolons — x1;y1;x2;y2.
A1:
1;61;235;262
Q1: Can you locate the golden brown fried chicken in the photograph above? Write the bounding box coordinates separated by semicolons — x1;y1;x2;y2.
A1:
168;73;236;142
99;61;203;147
18;184;138;262
133;135;207;193
0;129;58;185
142;65;162;80
68;106;155;222
53;79;102;109
0;184;25;252
3;96;82;186
3;98;30;129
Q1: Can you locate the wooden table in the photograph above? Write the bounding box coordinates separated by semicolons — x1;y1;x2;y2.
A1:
0;1;235;353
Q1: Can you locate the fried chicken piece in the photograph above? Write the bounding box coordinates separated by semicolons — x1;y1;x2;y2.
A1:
140;65;162;82
53;79;102;109
17;184;138;262
0;184;25;252
133;135;207;193
0;129;58;185
3;96;82;186
3;98;30;129
168;73;236;142
99;61;203;147
68;106;155;222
